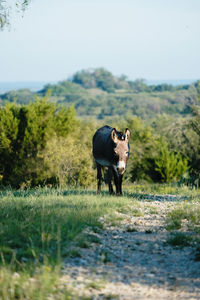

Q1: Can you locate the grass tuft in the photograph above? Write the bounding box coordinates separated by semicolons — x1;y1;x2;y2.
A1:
86;279;106;290
166;203;200;232
166;232;193;248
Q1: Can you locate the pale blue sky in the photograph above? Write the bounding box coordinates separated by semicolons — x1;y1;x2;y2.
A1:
0;0;200;81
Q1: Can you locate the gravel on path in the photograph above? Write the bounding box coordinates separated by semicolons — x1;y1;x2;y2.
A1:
62;197;200;299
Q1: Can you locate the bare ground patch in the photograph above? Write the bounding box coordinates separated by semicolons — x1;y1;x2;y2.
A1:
62;196;200;299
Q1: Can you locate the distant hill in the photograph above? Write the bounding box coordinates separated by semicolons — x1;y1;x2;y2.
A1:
0;68;199;121
0;82;50;94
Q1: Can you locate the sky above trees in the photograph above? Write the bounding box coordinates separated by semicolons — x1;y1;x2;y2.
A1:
0;0;200;81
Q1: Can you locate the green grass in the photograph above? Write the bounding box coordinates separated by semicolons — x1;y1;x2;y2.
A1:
124;183;200;198
166;201;200;250
0;266;73;300
116;203;144;217
166;202;200;232
0;188;137;265
166;232;194;248
86;279;106;290
0;187;138;299
0;185;199;299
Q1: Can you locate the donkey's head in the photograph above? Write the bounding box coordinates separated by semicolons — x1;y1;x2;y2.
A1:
111;128;131;175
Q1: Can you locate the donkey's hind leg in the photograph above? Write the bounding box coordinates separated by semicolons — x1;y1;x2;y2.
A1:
96;163;102;194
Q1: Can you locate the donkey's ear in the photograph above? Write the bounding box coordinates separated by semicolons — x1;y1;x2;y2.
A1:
111;128;118;143
125;128;131;141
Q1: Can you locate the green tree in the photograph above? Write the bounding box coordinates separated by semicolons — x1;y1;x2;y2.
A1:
0;97;79;187
125;117;160;182
128;79;149;93
0;0;30;29
124;117;188;183
72;68;129;92
37;135;95;187
155;142;188;183
0;102;20;183
187;88;200;181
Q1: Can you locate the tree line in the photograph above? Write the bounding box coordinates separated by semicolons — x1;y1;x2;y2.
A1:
1;68;199;122
0;92;199;188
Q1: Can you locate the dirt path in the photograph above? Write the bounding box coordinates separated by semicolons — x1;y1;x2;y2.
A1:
62;196;200;299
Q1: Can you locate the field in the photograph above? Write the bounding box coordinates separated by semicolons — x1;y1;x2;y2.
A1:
0;184;200;299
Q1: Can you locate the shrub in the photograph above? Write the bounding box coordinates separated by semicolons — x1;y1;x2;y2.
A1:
37;135;95;187
125;117;160;182
155;142;188;183
0;98;85;187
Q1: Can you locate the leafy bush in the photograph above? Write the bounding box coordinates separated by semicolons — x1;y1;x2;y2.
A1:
37;135;95;187
0;98;95;187
123;117;189;183
155;142;188;183
152;101;200;183
125;117;160;182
